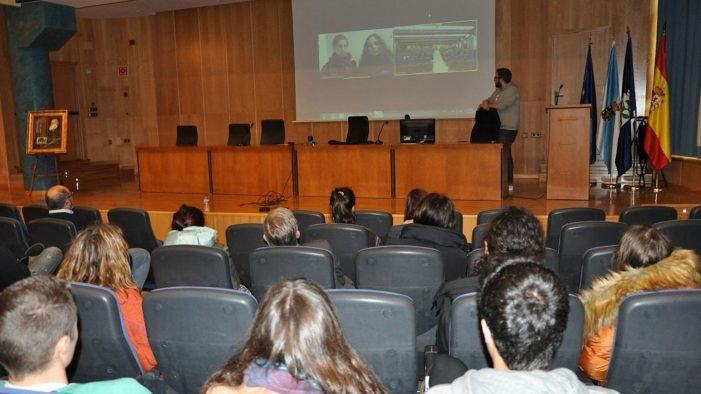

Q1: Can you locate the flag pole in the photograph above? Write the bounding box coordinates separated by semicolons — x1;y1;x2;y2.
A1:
653;170;664;192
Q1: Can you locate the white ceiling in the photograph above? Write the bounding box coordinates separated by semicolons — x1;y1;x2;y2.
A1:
44;0;247;19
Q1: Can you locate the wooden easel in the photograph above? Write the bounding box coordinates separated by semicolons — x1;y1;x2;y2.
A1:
27;154;61;196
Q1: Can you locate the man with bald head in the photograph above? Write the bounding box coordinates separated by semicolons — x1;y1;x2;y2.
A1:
46;185;89;232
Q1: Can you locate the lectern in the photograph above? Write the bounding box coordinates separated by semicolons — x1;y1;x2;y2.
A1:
545;104;591;200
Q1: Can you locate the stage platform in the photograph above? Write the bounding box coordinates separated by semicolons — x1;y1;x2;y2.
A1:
1;178;699;243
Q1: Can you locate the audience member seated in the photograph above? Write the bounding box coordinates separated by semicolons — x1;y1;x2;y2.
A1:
329;186;380;245
202;279;386;393
0;276;150;393
56;224;157;372
579;226;700;384
385;193;469;281
46;185;89;232
433;206;545;352
263;207;353;288
387;188;427;239
164;204;249;292
428;261;617;393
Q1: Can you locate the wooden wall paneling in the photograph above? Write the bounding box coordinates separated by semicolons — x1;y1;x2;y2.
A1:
210;146;293;195
278;0;309;144
199;5;231;146
224;2;256;143
310;122;344;145
251;0;285;144
137;147;210;193
370;120;399;144
0;7;19;177
436;119;474;143
173;8;205;143
151;12;180;147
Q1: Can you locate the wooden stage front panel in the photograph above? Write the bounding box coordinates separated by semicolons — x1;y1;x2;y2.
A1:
296;145;392;198
210;146;293;195
137;147;211;193
394;143;507;200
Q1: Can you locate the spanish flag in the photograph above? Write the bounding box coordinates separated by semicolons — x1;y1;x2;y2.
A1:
644;28;671;170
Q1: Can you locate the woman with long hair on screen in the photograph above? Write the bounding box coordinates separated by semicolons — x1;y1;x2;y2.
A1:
359;33;393;76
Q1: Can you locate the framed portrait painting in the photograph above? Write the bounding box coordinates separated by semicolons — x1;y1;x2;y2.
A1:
26;110;68;155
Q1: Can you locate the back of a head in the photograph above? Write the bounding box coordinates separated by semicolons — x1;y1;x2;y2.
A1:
413;193;455;229
496;67;512;83
479;260;568;371
329;187;356;224
56;223;136;292
171;204;205;230
485;206;544;257
0;276;77;381
612;225;672;271
263;208;299;246
404;188;427;221
45;185;71;210
203;279;385;393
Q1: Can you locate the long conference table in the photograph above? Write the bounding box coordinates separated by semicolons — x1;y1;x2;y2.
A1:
136;143;507;200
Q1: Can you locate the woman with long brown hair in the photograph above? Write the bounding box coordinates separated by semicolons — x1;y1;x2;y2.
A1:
202;279;386;393
56;224;157;372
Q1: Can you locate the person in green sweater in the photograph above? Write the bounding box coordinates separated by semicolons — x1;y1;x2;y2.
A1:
0;276;150;393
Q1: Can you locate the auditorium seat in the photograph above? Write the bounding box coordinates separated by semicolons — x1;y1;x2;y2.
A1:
447;293;584;372
107;208;160;252
466;248;482;276
21;203;49;225
27;218;77;253
226;223;266;287
356;210;393;240
151;245;236;289
249;246;335;300
453;211;463;234
176;125;198;146
328;289;417;393
653;219;701;255
302;223;375;282
227;123;251;146
292;209;325;232
67;282;143;382
0;217;31;259
260;119;285;145
690;206;701;219
0;202;25;228
355;246;443;336
579;245;617;290
73;205;103;227
558;221;627;293
546;207;606;250
471;223;489;251
606;290;701;393
618;205;677;226
476;208;504;225
143;287;257;394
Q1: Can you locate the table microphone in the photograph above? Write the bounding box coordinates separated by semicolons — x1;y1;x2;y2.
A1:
376;121;389;144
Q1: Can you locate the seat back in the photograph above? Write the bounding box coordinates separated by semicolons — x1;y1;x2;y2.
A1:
176;125;198;146
292;209;325;232
558;221;626;292
477;208;504;225
355;246;443;335
249;246;335;300
0;202;23;223
0;217;29;258
21;203;49;225
226;223;266;287
606;290;701;393
653;219;701;255
346;116;369;144
690;206;701;219
302;223;374;281
449;293;583;371
227;123;251;146
546;207;605;250
579;245;617;290
466;248;483;276
453;211;463;233
73;205;103;228
143;287;257;394
67;282;142;382
27;218;76;253
107;208;159;251
356;210;393;239
260;119;285;145
151;245;235;289
329;289;417;393
544;247;559;274
619;205;678;226
467;247;558;277
471;223;489;250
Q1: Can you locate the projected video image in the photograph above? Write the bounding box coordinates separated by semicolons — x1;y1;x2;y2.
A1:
318;21;477;79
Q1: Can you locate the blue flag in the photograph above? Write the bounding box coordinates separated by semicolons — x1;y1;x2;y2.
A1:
616;33;636;177
580;44;597;164
596;42;620;174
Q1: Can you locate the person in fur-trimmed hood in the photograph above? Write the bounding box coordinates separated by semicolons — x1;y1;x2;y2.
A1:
579;243;701;384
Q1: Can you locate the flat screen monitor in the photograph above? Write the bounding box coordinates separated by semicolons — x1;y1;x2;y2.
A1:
400;119;436;143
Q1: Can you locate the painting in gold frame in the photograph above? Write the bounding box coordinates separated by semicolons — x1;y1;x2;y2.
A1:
26;110;69;155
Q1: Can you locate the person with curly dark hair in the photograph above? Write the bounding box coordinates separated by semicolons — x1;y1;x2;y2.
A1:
358;33;393;76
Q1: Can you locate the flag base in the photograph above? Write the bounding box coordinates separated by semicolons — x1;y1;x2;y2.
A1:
601;182;619;189
624;184;641;191
652;186;664;193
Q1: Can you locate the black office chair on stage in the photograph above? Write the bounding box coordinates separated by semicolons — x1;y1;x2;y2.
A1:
260;119;285;145
329;116;369;145
227;123;251;146
176;125;198;147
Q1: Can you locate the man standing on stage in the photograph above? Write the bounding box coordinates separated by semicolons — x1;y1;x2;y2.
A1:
481;68;520;190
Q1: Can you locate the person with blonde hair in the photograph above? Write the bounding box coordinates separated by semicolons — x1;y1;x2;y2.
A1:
202;279;385;393
56;224;157;372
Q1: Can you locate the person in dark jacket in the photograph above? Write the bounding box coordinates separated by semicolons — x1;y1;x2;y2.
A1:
385;193;469;281
46;185;90;232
